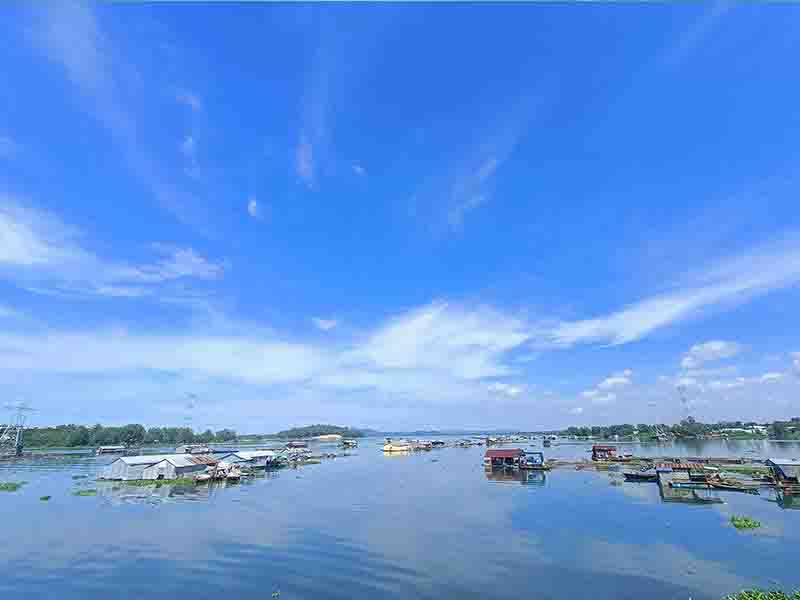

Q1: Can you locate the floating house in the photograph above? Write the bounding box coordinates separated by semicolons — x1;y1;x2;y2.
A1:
96;445;126;455
217;450;278;469
286;440;308;449
767;458;800;485
101;453;217;481
592;445;618;461
484;448;525;468
176;444;213;454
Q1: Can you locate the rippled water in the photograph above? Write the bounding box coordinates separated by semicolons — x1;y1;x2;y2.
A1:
1;438;799;600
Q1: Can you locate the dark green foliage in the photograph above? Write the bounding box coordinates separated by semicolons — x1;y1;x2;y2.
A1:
0;481;26;492
562;417;800;440
730;515;761;530
39;496;51;501
724;591;800;599
24;424;238;448
271;424;365;439
73;489;97;496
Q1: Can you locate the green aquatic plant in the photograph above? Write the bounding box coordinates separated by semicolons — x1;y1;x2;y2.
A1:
73;489;98;497
724;591;800;599
39;496;52;501
0;481;26;492
730;515;761;530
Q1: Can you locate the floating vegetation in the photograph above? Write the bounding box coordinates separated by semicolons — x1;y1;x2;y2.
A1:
0;481;26;492
71;475;88;480
39;496;52;501
730;515;761;530
73;489;98;497
724;591;800;599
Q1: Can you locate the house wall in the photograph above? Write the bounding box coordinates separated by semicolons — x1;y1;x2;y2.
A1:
142;461;177;480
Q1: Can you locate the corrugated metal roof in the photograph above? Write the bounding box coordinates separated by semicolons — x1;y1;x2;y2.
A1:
117;454;180;465
116;453;217;466
485;449;524;459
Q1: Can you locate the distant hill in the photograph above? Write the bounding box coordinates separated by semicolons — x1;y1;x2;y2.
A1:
271;424;366;439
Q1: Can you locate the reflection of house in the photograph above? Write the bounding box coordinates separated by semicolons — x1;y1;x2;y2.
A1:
484;467;546;486
484;449;524;468
101;454;217;480
592;445;617;461
767;459;800;485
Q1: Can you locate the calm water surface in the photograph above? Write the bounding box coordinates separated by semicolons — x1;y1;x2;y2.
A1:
1;438;799;600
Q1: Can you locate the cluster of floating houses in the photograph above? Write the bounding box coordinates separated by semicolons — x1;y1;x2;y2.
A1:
98;437;359;482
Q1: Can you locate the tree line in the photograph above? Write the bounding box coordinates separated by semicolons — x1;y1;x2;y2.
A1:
562;417;800;440
270;424;365;439
23;424;238;448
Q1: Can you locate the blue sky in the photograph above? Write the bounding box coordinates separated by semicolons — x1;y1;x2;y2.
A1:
1;3;800;432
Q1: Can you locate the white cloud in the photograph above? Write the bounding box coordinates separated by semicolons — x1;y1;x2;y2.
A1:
551;234;800;346
568;407;584;415
359;302;529;380
352;163;366;176
0;199;222;297
312;317;338;331
760;372;784;383
487;382;523;398
681;340;742;369
247;197;260;219
598;373;632;390
708;378;746;390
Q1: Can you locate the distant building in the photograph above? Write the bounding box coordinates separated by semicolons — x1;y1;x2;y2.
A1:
315;434;343;442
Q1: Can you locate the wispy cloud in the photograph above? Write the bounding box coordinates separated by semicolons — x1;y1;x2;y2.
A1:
662;2;733;69
681;340;742;369
295;55;329;190
551;234;800;346
29;3;205;227
312;317;338;331
487;382;523;398
0;198;222;299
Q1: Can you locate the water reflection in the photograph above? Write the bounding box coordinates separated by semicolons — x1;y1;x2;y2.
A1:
484;467;547;486
95;469;283;505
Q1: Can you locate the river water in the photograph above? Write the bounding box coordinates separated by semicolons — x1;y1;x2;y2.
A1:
1;438;798;600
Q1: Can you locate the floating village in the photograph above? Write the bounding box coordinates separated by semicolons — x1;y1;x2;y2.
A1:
2;423;798;510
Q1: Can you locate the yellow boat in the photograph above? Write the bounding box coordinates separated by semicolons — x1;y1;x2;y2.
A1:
382;438;411;453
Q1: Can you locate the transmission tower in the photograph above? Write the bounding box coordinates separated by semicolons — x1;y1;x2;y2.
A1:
0;403;35;457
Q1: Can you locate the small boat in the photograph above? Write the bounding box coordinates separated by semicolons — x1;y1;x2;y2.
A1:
624;471;658;482
194;473;212;483
383;438;411;453
708;480;760;494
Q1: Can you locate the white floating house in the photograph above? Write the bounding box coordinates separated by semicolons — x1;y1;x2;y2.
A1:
217;450;278;469
101;454;218;481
